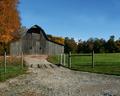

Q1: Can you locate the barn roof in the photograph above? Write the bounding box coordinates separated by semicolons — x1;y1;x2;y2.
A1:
27;25;64;46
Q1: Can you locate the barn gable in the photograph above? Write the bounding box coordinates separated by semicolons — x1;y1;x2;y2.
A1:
27;25;64;46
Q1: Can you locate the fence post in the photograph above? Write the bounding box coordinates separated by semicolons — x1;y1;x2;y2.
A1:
68;52;71;68
63;54;66;66
92;50;94;68
69;52;71;68
68;53;70;68
58;54;60;64
21;52;24;69
4;52;7;73
60;54;63;65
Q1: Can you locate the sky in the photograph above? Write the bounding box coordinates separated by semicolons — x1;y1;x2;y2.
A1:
19;0;120;41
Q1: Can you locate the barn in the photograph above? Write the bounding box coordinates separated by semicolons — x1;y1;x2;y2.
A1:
10;25;64;55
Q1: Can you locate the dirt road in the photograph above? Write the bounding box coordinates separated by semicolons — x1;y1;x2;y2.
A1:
0;55;120;96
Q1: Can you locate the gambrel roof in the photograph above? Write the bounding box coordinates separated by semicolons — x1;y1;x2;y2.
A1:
27;25;64;46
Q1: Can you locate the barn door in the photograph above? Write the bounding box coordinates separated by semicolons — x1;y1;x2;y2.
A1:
29;41;41;55
36;41;41;54
29;40;37;55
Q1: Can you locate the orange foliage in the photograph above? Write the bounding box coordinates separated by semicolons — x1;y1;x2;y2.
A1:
0;0;20;43
47;35;64;45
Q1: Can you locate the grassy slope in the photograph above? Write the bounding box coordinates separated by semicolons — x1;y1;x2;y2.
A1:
48;53;120;76
47;55;59;64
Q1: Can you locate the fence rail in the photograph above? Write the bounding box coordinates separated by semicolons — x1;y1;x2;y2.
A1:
58;52;120;68
71;54;92;56
65;51;95;68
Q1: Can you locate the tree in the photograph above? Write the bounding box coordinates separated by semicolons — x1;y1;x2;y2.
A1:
77;39;84;53
115;38;120;52
0;0;20;51
47;34;64;45
64;37;77;53
18;26;28;37
93;38;106;53
106;35;116;53
86;38;94;53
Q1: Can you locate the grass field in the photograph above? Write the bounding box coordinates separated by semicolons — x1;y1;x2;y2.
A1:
0;56;27;82
48;53;120;76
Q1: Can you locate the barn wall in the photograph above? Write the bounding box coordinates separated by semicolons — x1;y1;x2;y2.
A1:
10;39;64;56
10;40;22;56
46;41;64;55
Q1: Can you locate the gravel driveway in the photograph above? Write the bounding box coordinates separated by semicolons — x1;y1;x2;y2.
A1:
0;55;120;96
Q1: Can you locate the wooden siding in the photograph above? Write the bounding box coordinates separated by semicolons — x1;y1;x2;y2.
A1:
10;25;64;56
10;40;22;56
10;33;64;56
46;41;64;55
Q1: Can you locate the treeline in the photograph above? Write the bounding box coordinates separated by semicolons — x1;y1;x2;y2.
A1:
64;35;120;53
47;34;64;45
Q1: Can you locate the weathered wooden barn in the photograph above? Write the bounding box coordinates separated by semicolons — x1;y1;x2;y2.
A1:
10;25;64;55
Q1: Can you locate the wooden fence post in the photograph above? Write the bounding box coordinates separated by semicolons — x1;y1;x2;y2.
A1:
68;53;70;68
92;50;94;68
21;52;24;69
68;52;71;68
60;54;63;65
4;52;6;73
70;52;71;68
63;54;66;66
58;54;60;64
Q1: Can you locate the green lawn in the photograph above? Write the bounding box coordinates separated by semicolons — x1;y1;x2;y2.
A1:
48;53;120;76
0;57;27;82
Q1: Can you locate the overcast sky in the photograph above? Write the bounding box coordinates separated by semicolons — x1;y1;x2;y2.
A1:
19;0;120;41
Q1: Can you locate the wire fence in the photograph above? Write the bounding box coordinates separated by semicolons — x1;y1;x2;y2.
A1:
0;52;26;81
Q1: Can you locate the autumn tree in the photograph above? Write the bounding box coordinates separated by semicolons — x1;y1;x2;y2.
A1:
0;0;20;52
64;37;77;53
47;34;64;45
